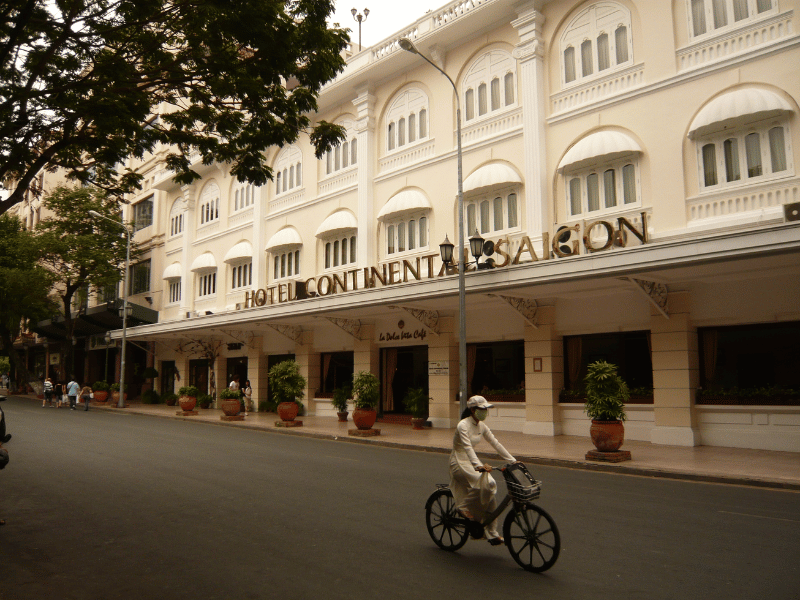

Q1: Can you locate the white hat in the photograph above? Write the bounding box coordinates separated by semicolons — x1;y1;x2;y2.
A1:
467;395;493;409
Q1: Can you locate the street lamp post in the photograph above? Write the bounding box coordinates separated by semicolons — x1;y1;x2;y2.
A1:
351;8;369;49
399;38;468;416
89;210;130;408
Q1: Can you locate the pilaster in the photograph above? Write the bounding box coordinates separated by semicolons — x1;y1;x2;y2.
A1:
180;184;198;317
294;330;320;414
512;4;548;240
522;307;563;436
650;291;700;446
353;324;378;377
427;316;461;428
353;88;377;267
247;338;267;411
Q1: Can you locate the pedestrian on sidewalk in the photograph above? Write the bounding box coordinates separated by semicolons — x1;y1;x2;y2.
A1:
242;379;253;415
66;378;80;410
53;381;63;407
79;384;93;412
43;377;53;407
449;395;517;546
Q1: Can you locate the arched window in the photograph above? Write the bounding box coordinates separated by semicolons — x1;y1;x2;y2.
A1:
689;0;775;38
273;146;303;196
462;50;517;123
322;117;358;178
561;3;633;87
168;199;184;237
198;182;220;227
385;88;429;153
232;181;258;213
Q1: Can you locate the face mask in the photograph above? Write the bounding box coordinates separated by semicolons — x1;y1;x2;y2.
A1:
474;409;488;421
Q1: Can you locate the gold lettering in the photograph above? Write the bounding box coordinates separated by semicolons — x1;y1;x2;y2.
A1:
244;290;256;309
513;236;539;264
583;220;614;253
617;213;648;245
332;273;347;294
388;261;401;284
403;258;421;283
370;265;387;287
552;225;580;257
267;286;276;304
317;275;332;296
304;277;316;296
423;253;438;279
348;269;360;291
541;232;551;260
255;288;267;307
278;284;287;303
494;238;510;268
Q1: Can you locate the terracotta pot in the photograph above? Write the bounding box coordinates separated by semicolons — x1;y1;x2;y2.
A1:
164;395;177;406
179;396;197;412
336;411;349;422
411;417;427;430
93;391;109;403
590;420;625;452
111;391;128;403
277;402;299;422
221;398;240;417
352;408;377;430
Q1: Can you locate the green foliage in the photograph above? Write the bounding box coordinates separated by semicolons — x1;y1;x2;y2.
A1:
197;394;213;408
697;386;800;398
258;399;278;413
92;381;110;392
163;393;178;406
352;371;380;410
0;356;9;374
141;367;159;379
583;361;628;422
218;387;241;400
331;386;352;412
268;360;306;406
402;387;429;418
109;382;127;392
178;385;199;398
0;0;349;214
142;389;161;404
483;388;525;396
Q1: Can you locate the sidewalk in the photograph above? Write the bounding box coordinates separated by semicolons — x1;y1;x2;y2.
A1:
12;394;800;490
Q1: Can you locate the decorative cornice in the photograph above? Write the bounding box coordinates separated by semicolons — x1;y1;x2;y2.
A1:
489;294;538;328
388;306;440;335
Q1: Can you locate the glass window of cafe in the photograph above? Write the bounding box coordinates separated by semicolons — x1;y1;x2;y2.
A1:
468;341;525;396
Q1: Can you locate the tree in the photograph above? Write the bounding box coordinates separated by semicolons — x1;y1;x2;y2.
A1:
0;0;348;214
0;213;58;386
36;186;140;376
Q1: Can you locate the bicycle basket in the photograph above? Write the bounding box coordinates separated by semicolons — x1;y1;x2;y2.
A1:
503;463;541;503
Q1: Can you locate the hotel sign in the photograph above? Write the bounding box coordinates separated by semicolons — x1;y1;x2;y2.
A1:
241;214;648;308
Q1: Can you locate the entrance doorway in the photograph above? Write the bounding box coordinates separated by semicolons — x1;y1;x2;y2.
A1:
189;359;210;395
381;345;428;414
226;357;248;389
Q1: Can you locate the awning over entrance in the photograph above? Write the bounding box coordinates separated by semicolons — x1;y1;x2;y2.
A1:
376;189;432;221
688;88;793;139
32;300;159;341
558;130;642;172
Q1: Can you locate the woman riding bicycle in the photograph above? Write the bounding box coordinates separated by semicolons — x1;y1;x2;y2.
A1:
450;395;517;546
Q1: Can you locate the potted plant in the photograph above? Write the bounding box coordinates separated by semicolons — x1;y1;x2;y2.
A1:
583;361;628;452
92;380;110;403
403;387;429;429
178;385;199;412
351;371;380;430
269;360;306;422
109;382;127;403
331;386;351;422
141;389;161;404
197;393;212;409
163;393;178;406
218;387;242;416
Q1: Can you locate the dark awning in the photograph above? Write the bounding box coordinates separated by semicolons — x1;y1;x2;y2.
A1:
32;300;158;341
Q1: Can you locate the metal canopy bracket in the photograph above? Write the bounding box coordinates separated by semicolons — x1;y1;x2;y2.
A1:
489;294;538;328
265;324;302;343
625;277;669;319
325;317;365;340
387;306;440;336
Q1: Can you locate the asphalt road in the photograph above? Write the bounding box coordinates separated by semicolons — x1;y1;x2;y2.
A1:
1;396;798;600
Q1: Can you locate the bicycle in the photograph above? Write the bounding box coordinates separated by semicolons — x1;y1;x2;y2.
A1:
424;462;560;573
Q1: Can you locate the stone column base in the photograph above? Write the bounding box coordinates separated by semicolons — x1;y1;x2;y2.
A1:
523;421;562;437
650;426;699;447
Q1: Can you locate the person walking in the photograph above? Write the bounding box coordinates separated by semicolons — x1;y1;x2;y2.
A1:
53;381;63;407
242;379;253;415
43;377;53;407
66;378;80;410
79;384;93;412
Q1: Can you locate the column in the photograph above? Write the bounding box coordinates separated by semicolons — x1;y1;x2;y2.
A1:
512;4;548;241
650;291;700;446
180;184;198;318
428;316;460;428
294;331;320;415
522;307;563;436
212;353;225;408
353;88;377;269
247;337;268;412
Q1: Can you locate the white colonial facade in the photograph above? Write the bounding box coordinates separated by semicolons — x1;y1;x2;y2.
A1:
105;0;799;452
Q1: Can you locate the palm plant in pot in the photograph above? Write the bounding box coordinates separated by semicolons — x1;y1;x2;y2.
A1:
403;387;429;430
331;385;351;422
584;361;629;452
92;380;110;403
218;387;242;416
351;371;380;430
178;385;199;412
269;360;306;422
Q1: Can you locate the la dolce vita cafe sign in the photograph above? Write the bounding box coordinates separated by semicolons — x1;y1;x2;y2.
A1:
241;214;649;308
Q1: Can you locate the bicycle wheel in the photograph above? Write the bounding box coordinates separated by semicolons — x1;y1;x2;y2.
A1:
425;489;469;551
503;503;560;572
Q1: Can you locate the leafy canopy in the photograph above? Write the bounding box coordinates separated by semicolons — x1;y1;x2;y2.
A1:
0;0;348;213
